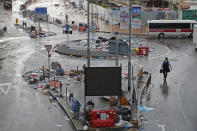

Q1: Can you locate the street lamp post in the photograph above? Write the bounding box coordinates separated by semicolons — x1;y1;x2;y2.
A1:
115;34;119;67
128;0;132;92
87;0;90;67
84;0;91;124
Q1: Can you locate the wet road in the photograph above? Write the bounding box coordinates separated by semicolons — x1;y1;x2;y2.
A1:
0;1;197;131
141;38;197;131
0;4;74;131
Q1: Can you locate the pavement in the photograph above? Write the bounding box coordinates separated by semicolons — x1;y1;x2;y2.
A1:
24;0;147;35
45;71;152;131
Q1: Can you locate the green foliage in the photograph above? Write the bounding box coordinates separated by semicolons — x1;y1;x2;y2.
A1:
90;0;97;4
133;1;141;5
101;2;108;8
169;2;178;10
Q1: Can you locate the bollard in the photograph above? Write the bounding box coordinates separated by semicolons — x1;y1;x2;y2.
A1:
16;18;18;24
39;27;42;32
35;30;37;35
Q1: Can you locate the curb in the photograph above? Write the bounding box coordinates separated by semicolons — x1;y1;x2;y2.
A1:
135;73;151;126
48;89;83;131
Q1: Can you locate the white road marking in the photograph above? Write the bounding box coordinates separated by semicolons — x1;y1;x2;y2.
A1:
157;124;166;131
0;83;12;95
0;37;25;43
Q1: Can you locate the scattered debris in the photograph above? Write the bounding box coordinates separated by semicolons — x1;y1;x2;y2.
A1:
64;115;70;121
83;125;88;130
137;106;154;112
115;120;133;127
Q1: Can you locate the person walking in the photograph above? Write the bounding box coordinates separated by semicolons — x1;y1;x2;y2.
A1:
161;57;172;79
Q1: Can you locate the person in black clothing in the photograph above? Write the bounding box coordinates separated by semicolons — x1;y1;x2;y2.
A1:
161;57;172;79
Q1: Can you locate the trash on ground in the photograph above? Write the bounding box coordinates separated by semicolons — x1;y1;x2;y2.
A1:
64;115;70;121
137;106;152;112
83;125;88;130
115;120;133;127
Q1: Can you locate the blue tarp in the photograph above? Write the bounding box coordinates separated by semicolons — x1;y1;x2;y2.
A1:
137;106;151;112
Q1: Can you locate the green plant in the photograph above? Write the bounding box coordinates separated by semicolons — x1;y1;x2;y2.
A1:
101;2;108;8
169;2;178;10
90;0;97;4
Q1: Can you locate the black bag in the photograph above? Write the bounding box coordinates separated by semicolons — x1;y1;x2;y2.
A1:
160;69;163;73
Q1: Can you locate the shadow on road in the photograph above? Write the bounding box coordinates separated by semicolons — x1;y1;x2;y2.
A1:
160;80;169;99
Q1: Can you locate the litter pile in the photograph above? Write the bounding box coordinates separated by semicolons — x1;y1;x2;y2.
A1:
22;61;85;92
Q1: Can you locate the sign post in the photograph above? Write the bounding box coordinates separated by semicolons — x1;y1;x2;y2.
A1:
35;7;47;34
65;24;70;45
44;45;52;80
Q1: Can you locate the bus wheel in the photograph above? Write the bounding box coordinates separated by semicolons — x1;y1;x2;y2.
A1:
158;33;165;38
188;33;193;38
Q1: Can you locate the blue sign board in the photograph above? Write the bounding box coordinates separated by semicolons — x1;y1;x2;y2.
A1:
35;7;47;14
65;24;70;30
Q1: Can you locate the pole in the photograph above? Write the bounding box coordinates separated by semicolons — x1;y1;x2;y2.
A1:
38;18;40;34
66;86;67;100
115;38;119;67
48;52;50;80
67;33;69;45
132;66;135;103
84;0;90;124
112;10;113;34
91;2;93;43
47;15;49;32
60;82;62;97
43;66;45;82
87;0;90;67
65;14;69;45
128;0;132;92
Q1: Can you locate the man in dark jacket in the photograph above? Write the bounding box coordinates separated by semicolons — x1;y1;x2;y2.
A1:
161;57;172;79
